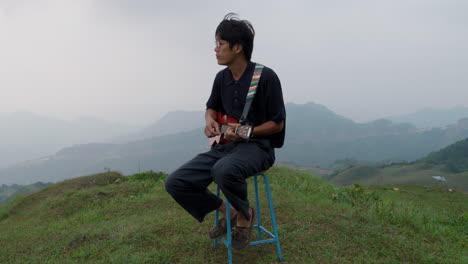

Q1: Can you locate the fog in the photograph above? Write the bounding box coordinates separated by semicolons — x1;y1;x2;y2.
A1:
1;0;467;125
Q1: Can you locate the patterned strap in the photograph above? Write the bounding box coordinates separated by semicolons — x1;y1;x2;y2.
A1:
239;63;264;124
247;64;264;99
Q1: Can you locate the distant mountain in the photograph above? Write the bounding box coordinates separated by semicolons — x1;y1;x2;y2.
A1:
2;103;468;185
286;103;417;144
0;128;207;184
327;137;468;191
114;110;204;142
0;111;141;169
277;124;468;168
387;106;468;129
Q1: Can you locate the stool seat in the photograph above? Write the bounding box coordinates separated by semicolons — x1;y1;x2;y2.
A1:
213;172;283;263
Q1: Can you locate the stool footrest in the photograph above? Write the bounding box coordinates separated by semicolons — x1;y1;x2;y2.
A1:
249;239;278;246
217;225;276;247
219;237;230;247
255;225;275;239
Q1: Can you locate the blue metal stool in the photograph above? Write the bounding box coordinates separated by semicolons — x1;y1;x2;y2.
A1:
213;172;283;264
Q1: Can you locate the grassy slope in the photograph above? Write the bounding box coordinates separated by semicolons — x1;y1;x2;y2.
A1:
0;167;466;264
329;162;468;191
0;182;52;205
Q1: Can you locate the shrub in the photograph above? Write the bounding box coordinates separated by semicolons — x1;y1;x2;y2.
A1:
128;171;167;182
331;184;380;206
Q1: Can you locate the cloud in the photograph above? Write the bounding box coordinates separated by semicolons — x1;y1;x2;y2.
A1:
0;0;467;124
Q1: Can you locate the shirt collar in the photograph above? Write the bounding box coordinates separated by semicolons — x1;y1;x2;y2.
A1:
224;61;256;86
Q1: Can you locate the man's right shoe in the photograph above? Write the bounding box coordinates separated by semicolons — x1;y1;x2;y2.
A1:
209;215;237;239
231;207;255;250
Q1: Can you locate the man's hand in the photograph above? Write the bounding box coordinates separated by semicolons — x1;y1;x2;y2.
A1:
224;123;241;141
205;118;221;138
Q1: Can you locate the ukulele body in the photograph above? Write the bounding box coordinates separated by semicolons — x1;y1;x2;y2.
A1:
208;111;253;146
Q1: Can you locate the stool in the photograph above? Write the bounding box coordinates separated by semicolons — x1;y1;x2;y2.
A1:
213;172;283;264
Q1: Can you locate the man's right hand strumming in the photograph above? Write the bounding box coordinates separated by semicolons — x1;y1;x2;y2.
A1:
205;118;221;138
205;109;221;138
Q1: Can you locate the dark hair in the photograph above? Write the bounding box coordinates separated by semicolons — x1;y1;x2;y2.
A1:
215;13;255;61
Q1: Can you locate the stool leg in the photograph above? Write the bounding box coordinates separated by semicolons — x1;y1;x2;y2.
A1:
214;184;233;264
225;199;233;264
254;175;262;240
214;185;220;248
263;174;283;261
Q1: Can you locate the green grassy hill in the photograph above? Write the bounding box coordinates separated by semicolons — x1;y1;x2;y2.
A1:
0;167;466;263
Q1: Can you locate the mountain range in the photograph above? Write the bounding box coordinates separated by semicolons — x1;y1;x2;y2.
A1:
2;102;468;185
386;106;468;129
113;110;204;143
0;111;141;169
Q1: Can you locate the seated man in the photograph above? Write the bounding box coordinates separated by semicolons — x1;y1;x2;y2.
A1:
165;13;286;250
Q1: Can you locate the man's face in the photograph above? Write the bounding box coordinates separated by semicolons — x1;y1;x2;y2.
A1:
214;37;237;66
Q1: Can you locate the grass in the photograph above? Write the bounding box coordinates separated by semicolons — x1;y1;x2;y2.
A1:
0;167;467;263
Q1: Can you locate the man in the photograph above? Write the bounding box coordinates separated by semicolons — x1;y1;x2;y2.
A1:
165;13;285;250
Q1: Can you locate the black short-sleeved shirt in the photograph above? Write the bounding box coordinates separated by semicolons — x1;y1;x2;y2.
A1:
206;61;286;148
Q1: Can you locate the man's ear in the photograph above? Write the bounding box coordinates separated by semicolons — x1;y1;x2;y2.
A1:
234;43;243;55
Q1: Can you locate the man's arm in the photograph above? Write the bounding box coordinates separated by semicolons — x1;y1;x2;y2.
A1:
251;120;284;137
224;120;284;141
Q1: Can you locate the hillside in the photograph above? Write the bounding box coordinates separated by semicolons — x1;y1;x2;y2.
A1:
423;137;468;172
328;137;468;190
0;167;466;263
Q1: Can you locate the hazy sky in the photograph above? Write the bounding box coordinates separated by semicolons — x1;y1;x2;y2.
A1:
1;0;467;125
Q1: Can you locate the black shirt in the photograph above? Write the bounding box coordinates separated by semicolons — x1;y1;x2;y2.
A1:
206;61;286;148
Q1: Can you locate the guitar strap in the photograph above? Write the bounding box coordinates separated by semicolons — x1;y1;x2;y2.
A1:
239;63;264;124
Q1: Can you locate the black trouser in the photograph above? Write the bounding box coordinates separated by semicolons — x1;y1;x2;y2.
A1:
165;139;275;223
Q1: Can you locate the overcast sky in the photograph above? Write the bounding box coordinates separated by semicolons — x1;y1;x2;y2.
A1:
1;0;467;125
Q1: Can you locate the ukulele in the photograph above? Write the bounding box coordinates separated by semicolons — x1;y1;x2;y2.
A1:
208;111;253;146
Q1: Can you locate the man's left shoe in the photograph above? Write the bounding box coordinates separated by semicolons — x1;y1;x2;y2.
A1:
209;214;237;239
231;208;255;250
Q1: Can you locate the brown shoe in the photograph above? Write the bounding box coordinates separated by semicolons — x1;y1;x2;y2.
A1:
209;214;237;239
231;208;255;250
